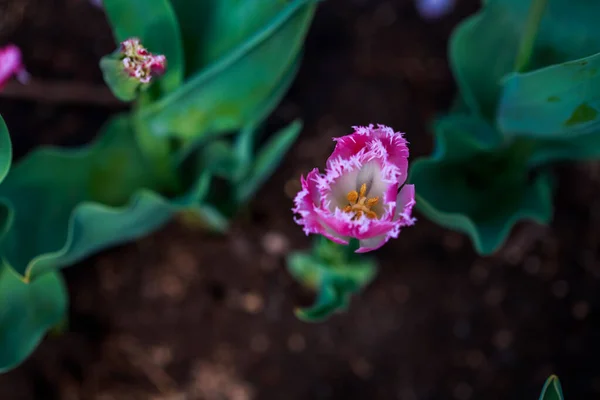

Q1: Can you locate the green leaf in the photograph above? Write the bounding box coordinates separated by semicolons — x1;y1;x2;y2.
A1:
287;239;377;322
102;0;184;95
450;3;520;118
410;114;554;254
172;54;302;167
229;55;301;175
0;116;12;184
236;119;302;203
0;114;227;281
199;140;240;180
539;375;564;400
451;0;600;119
170;0;294;76
499;52;600;139
140;0;316;140
295;279;350;322
0;261;67;373
529;131;600;166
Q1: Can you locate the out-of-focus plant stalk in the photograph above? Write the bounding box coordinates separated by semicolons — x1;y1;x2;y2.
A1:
506;0;549;156
132;108;182;195
514;0;549;72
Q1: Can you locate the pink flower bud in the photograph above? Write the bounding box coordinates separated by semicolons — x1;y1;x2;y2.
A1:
293;124;416;253
118;38;166;84
0;44;29;90
148;55;166;76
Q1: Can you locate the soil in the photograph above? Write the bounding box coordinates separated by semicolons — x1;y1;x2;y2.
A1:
1;0;600;399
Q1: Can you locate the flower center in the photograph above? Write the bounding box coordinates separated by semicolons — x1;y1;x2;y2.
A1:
343;183;379;220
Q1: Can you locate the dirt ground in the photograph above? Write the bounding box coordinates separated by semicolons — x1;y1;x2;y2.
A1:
1;0;600;399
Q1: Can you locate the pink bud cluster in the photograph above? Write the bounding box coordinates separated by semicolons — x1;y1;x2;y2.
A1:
119;38;166;84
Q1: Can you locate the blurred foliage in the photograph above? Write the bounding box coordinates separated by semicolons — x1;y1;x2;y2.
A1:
0;0;318;372
287;238;377;322
411;0;600;254
0;117;65;374
539;375;564;400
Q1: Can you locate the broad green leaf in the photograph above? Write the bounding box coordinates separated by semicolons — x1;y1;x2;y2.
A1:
287;238;377;322
102;0;184;95
236;119;302;203
530;132;600;166
140;0;316;140
170;0;293;75
0;114;227;281
0;261;67;373
410;114;553;254
500;0;600;70
499;52;600;138
172;55;302;167
450;2;520;118
451;0;600;119
539;375;564;400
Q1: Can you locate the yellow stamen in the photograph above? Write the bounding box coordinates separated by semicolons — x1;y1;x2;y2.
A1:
366;211;378;219
347;190;358;203
359;183;367;198
343;183;380;220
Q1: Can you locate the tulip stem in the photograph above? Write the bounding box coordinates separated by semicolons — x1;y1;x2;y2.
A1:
132;111;183;196
514;0;548;73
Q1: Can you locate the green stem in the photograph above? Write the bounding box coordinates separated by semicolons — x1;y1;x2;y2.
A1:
507;137;536;163
514;0;549;72
132;107;182;195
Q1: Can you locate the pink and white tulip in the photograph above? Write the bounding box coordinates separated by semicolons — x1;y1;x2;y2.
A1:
293;124;416;253
0;45;29;90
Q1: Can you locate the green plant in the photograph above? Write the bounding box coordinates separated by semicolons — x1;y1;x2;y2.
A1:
0;0;318;372
411;0;600;254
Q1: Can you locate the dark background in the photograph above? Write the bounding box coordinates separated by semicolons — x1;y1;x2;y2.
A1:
1;0;599;398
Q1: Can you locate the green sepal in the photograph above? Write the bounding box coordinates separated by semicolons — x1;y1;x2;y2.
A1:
139;0;316;140
538;375;564;400
99;50;150;102
287;238;377;322
410;114;554;254
102;0;184;96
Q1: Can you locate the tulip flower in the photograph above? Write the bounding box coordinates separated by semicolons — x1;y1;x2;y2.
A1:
293;124;415;253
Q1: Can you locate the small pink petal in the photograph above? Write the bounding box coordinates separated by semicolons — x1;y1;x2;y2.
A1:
357;234;389;253
0;44;28;89
328;124;410;184
396;184;416;225
293;169;325;237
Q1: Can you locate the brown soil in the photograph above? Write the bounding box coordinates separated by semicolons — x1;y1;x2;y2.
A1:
1;0;600;399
